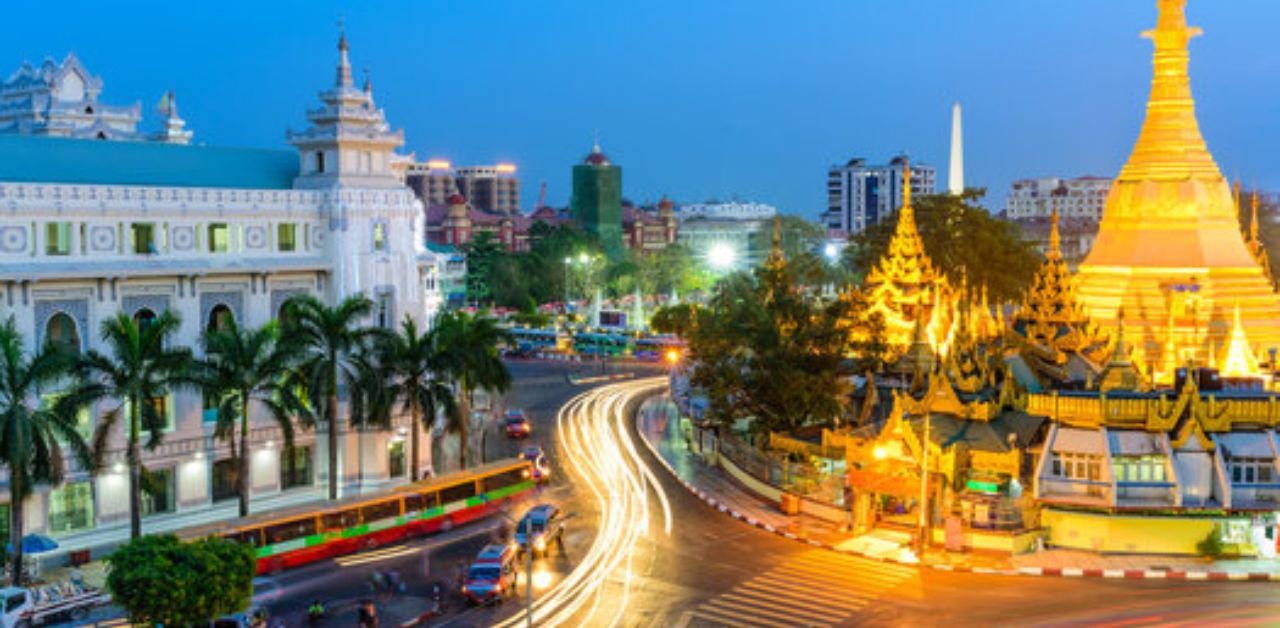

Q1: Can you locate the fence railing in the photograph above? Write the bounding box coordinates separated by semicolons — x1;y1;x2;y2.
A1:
718;431;845;505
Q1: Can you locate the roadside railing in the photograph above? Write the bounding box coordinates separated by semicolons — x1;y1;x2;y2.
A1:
718;431;845;506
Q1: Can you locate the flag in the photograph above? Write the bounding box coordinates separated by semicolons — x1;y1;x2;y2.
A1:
157;91;169;115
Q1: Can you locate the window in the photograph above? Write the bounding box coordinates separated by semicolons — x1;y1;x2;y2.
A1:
388;441;405;478
207;304;234;333
45;222;72;255
202;390;223;424
278;224;297;252
208;223;229;253
225;529;263;548
315;151;325;174
132;223;157;255
1112;455;1168;483
45;312;80;355
373;221;387;251
1048;452;1102;481
280;445;313;490
1230;458;1276;485
264;517;317;545
133;308;157;332
405;491;439;514
141;467;175;517
131;394;173;432
321;508;359;532
376;291;392;329
439;481;476;506
483;469;527;493
360;499;401;524
47;481;94;533
212;458;238;503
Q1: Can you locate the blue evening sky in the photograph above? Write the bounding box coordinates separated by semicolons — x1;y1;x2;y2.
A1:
4;1;1279;219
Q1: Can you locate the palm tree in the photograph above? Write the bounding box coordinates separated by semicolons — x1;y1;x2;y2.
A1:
0;319;95;587
64;310;192;540
381;317;459;481
281;294;379;501
198;319;305;517
435;311;512;469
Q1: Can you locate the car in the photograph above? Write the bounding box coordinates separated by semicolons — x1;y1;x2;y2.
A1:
520;446;551;483
514;503;566;558
462;544;520;605
504;410;532;438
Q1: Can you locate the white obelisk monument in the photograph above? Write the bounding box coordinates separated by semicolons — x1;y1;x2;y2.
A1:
948;102;964;195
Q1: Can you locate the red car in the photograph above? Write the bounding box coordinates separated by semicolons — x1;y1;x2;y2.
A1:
504;410;532;438
461;544;519;605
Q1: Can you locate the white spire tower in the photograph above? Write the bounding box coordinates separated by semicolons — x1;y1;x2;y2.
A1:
948;102;964;195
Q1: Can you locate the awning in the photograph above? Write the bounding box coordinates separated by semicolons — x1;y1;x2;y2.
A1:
1052;427;1105;454
1214;432;1275;459
1108;430;1163;456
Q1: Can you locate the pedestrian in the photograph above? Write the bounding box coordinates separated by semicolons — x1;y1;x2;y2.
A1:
387;569;402;595
370;568;386;597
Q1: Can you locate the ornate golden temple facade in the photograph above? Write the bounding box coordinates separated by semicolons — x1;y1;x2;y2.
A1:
1076;0;1280;372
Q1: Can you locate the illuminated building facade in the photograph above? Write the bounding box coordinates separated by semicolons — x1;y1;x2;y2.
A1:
571;141;624;259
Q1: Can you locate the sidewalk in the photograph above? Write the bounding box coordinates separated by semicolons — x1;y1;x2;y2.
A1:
635;399;1280;581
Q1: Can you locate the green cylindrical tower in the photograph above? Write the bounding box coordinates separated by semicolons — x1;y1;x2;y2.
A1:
571;142;624;259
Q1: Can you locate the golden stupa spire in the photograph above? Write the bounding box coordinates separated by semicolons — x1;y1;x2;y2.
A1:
1250;190;1261;243
1123;0;1215;183
1047;206;1063;261
764;215;786;270
1220;300;1260;377
1234;178;1242;218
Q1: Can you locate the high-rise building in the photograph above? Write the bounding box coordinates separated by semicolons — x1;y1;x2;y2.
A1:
822;155;936;234
404;159;459;207
571;141;624;258
456;164;520;215
1006;176;1111;221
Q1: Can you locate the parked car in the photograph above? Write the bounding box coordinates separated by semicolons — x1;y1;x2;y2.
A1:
520;446;551;482
504;410;532;438
514;503;566;558
462;544;520;605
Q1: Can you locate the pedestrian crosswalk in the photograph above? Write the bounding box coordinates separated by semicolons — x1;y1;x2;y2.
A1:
675;550;917;627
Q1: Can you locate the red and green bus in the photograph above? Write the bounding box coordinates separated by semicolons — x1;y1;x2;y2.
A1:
180;458;536;574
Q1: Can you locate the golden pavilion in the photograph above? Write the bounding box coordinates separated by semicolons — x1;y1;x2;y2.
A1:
1075;0;1280;375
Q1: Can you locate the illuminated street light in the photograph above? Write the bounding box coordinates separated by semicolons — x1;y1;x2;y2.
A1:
872;445;888;460
664;348;681;365
532;569;553;590
707;243;736;270
578;252;590;264
824;242;839;261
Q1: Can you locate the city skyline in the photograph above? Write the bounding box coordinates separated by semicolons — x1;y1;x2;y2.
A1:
4;1;1280;218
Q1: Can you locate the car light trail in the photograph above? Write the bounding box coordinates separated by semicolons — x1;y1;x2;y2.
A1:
495;377;672;627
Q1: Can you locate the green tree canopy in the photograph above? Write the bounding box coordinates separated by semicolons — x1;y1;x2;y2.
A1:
106;534;255;625
844;189;1041;303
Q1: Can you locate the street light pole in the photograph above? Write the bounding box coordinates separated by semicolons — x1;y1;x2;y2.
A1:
563;258;571;308
918;413;931;557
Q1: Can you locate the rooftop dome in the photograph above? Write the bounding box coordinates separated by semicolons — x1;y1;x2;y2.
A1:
447;193;466;205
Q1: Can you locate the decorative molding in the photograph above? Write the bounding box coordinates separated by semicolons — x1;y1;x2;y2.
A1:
89;225;116;252
33;298;88;350
244;225;267;250
171;225;196;251
121;294;171;316
0;226;27;253
199;291;244;327
270;289;309;319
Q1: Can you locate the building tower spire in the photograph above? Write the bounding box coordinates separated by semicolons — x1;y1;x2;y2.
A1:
1250;190;1261;243
1048;205;1063;261
336;19;353;88
948;102;964;195
901;156;913;223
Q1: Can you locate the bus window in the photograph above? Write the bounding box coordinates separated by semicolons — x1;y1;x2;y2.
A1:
224;529;263;548
405;490;439;514
483;469;527;493
438;481;477;506
264;517;318;545
321;508;360;531
360;499;402;524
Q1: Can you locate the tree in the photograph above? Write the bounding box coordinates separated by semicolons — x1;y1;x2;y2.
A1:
66;311;192;539
434;312;513;468
845;189;1041;302
282;294;380;501
650;303;704;338
0;319;95;586
776;215;825;261
462;231;507;305
198;319;305;517
686;257;883;436
381;317;460;480
107;534;254;625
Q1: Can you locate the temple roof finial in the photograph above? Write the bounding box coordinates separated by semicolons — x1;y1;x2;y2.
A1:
1251;189;1261;242
1048;205;1062;261
336;17;353;88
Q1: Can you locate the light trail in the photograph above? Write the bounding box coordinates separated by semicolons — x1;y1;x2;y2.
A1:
494;377;672;628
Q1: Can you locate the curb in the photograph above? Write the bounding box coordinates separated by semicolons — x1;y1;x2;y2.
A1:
633;410;1280;583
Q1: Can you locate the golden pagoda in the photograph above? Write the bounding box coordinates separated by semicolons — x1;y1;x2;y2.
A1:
863;157;950;354
1076;0;1280;368
1219;302;1260;378
1012;208;1106;356
1245;191;1274;285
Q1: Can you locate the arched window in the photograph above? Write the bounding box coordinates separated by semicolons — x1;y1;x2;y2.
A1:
133;308;157;332
277;301;292;327
45;313;80;355
207;304;234;333
95;131;106;140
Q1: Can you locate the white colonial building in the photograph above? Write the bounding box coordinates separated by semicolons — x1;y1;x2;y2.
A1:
0;33;446;557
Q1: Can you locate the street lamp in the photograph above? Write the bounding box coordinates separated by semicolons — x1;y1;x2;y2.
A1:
707;243;736;270
563;257;572;306
823;242;839;262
